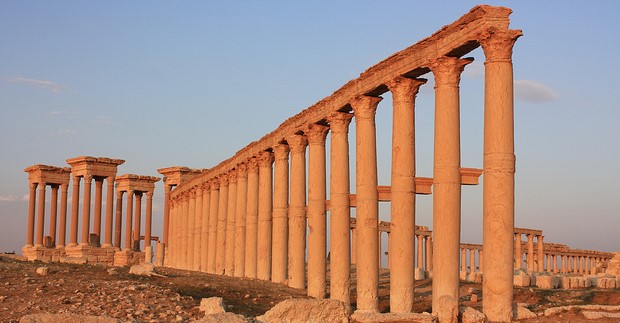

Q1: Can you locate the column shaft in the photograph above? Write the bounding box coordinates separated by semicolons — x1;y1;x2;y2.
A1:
35;183;46;247
124;191;134;250
287;135;307;288
272;145;290;283
208;180;220;273
351;95;382;313
26;183;37;247
57;184;69;248
69;175;80;246
187;191;195;270
234;164;248;277
194;187;203;271
257;151;274;281
49;185;59;246
80;176;92;246
201;185;211;272
515;234;522;269
145;192;153;248
216;175;229;275
93;178;103;244
104;177;115;247
480;29;522;322
537;236;544;272
114;191;123;248
328;112;353;304
163;185;172;246
134;192;143;251
245;158;259;278
225;172;238;276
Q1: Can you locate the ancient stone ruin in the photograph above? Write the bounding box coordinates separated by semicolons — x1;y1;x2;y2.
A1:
19;5;619;323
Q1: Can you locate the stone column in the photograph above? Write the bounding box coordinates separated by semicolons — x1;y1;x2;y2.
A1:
272;144;290;283
351;95;382;313
537;235;544;272
526;234;534;272
480;29;522;322
180;194;189;268
93;178;103;245
207;179;220;273
234;164;248;277
35;182;46;247
327;111;353;304
426;236;433;271
216;175;229;275
306;123;329;298
351;227;357;265
163;184;172;247
194;186;203;271
225;171;237;276
124;190;134;250
133;192;143;251
287;135;307;289
461;248;467;273
245;158;259;278
514;233;522;269
430;56;471;314
387;76;425;312
104;176;115;248
200;184;211;272
49;185;59;246
114;191;123;248
553;255;559;274
417;235;424;270
170;199;178;267
69;175;80;247
57;183;69;248
145;191;154;261
378;231;382;268
562;255;568;273
26;182;37;247
257;151;274;281
471;249;477;273
80;175;92;246
186;190;195;269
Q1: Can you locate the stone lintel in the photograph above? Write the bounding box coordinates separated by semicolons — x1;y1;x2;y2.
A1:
515;228;543;236
66;156;125;178
24;164;71;185
157;166;204;187
116;174;161;193
461;243;482;250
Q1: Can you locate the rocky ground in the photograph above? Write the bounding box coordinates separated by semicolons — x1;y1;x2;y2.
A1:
1;254;619;322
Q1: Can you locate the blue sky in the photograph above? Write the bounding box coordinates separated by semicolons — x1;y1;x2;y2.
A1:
1;1;618;255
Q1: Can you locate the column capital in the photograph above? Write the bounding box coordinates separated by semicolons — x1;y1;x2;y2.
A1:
189;189;197;198
326;111;353;134
258;150;274;167
219;174;230;186
386;76;427;100
429;56;474;87
247;156;259;173
237;162;248;178
83;174;93;183
29;182;38;190
479;29;523;63
287;134;308;153
228;169;238;183
306;123;329;146
107;175;116;182
210;178;220;190
538;235;544;242
273;144;290;161
146;191;154;199
350;95;382;120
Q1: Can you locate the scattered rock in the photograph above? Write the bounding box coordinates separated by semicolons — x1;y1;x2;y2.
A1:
459;306;486;323
35;267;49;276
513;304;536;320
192;312;249;323
128;263;166;277
19;313;120;323
257;298;350;323
199;297;225;315
582;311;620;319
350;312;434;323
436;295;458;323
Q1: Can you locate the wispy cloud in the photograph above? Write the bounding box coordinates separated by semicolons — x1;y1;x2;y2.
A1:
515;80;558;103
7;76;68;93
0;195;19;202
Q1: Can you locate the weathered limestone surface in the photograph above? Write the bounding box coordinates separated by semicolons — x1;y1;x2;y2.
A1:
256;299;350;323
535;275;560;289
19;313;120;323
199;297;226;315
459;306;486;323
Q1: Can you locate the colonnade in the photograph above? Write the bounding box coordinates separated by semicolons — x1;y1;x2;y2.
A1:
460;244;483;274
164;6;521;321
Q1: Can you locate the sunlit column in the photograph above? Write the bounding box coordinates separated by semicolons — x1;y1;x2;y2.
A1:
186;189;196;269
480;29;522;322
526;234;534;272
69;175;80;247
287;135;308;288
163;184;172;247
387;76;425;312
327;111;353;304
561;255;567;273
93;178;103;246
461;248;467;273
35;182;46;247
430;56;471;314
194;186;203;271
514;233;521;269
169;198;177;267
80;175;92;246
103;176;115;248
351;94;382;313
57;183;69;248
134;192;143;251
418;235;424;270
306;123;329;298
234;163;248;277
225;170;237;276
124;190;134;251
200;184;211;272
537;235;544;272
216;175;229;275
470;249;476;273
426;236;433;271
26;182;37;247
207;179;220;273
272;144;290;283
145;191;154;262
49;185;59;246
257;150;274;281
245;158;259;278
114;191;123;248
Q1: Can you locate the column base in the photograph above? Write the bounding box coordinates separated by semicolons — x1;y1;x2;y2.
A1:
113;249;145;267
22;245;64;262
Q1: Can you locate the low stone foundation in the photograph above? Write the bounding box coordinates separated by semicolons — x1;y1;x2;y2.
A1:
21;245;144;267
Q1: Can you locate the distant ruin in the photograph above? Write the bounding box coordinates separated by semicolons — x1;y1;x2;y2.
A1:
19;5;618;323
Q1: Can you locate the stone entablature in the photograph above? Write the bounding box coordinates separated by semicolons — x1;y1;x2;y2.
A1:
66;156;125;178
24;165;72;185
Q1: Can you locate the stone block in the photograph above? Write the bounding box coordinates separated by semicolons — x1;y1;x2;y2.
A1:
459;271;468;281
468;272;482;283
415;268;426;280
257;299;350;323
514;274;531;287
535;275;559;289
200;297;226;315
459;306;485;323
